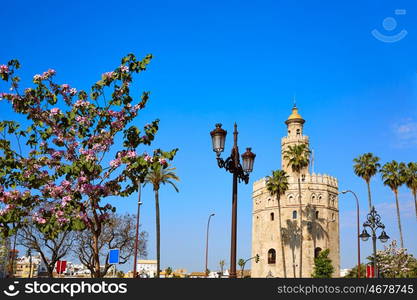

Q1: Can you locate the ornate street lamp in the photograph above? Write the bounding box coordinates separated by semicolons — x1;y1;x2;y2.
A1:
210;123;256;278
361;206;389;278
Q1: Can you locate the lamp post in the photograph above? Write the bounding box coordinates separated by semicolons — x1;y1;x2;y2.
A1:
133;184;143;278
359;206;389;278
241;254;259;278
340;190;361;278
210;123;256;278
205;213;215;277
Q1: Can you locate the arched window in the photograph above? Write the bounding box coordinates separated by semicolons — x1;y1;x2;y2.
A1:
315;210;319;219
314;247;322;258
296;129;300;136
268;249;276;264
292;210;297;219
331;213;335;221
270;212;274;221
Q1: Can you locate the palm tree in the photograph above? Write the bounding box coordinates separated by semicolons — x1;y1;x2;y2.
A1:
283;143;310;278
353;153;381;211
402;162;417;220
380;161;406;248
144;166;179;278
238;258;245;278
219;259;225;278
266;169;289;278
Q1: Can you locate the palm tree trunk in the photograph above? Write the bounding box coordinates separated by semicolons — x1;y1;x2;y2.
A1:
366;180;372;212
277;196;287;278
394;190;404;248
155;189;161;278
297;176;303;278
413;191;417;221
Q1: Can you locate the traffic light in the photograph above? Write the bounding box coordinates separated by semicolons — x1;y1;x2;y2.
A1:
255;254;260;263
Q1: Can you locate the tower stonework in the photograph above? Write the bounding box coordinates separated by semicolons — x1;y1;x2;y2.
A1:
251;106;340;278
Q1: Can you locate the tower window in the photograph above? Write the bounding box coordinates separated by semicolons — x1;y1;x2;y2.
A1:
332;213;335;221
296;129;300;136
268;249;276;264
292;210;297;219
315;211;319;219
270;212;274;221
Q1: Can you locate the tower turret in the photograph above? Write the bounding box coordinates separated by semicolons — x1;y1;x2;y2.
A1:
281;105;310;175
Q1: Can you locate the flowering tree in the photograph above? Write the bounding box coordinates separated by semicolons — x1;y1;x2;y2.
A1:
0;54;177;277
371;240;417;278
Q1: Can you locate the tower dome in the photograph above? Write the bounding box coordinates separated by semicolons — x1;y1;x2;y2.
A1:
285;105;305;125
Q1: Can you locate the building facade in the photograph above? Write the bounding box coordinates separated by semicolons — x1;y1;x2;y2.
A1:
137;260;157;278
251;106;340;278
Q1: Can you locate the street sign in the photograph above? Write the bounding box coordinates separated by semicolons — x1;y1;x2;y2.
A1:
109;249;120;264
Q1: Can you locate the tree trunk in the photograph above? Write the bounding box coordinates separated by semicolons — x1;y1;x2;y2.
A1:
394;190;404;248
366;180;372;212
92;232;101;278
277;195;287;278
413;191;417;221
155;189;161;278
297;176;303;278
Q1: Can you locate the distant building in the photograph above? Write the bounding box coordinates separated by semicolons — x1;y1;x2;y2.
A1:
340;268;351;277
137;260;157;278
14;255;41;278
189;272;206;278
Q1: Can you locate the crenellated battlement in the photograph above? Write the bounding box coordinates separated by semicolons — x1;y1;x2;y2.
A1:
254;172;338;191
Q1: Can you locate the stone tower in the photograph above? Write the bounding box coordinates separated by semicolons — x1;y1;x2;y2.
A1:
251;105;340;278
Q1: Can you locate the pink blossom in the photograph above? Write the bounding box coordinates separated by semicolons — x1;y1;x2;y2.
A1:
69;88;77;96
61;84;70;91
126;150;136;158
77;212;88;222
62;195;71;206
102;71;114;80
78;176;87;183
110;158;121;168
50;107;60;116
74;99;90;108
52;151;63;159
120;65;129;73
57;217;69;224
144;155;152;162
33;74;42;82
159;158;167;165
0;65;9;74
34;216;47;224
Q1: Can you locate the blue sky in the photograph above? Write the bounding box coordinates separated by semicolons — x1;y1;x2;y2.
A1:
1;0;417;273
